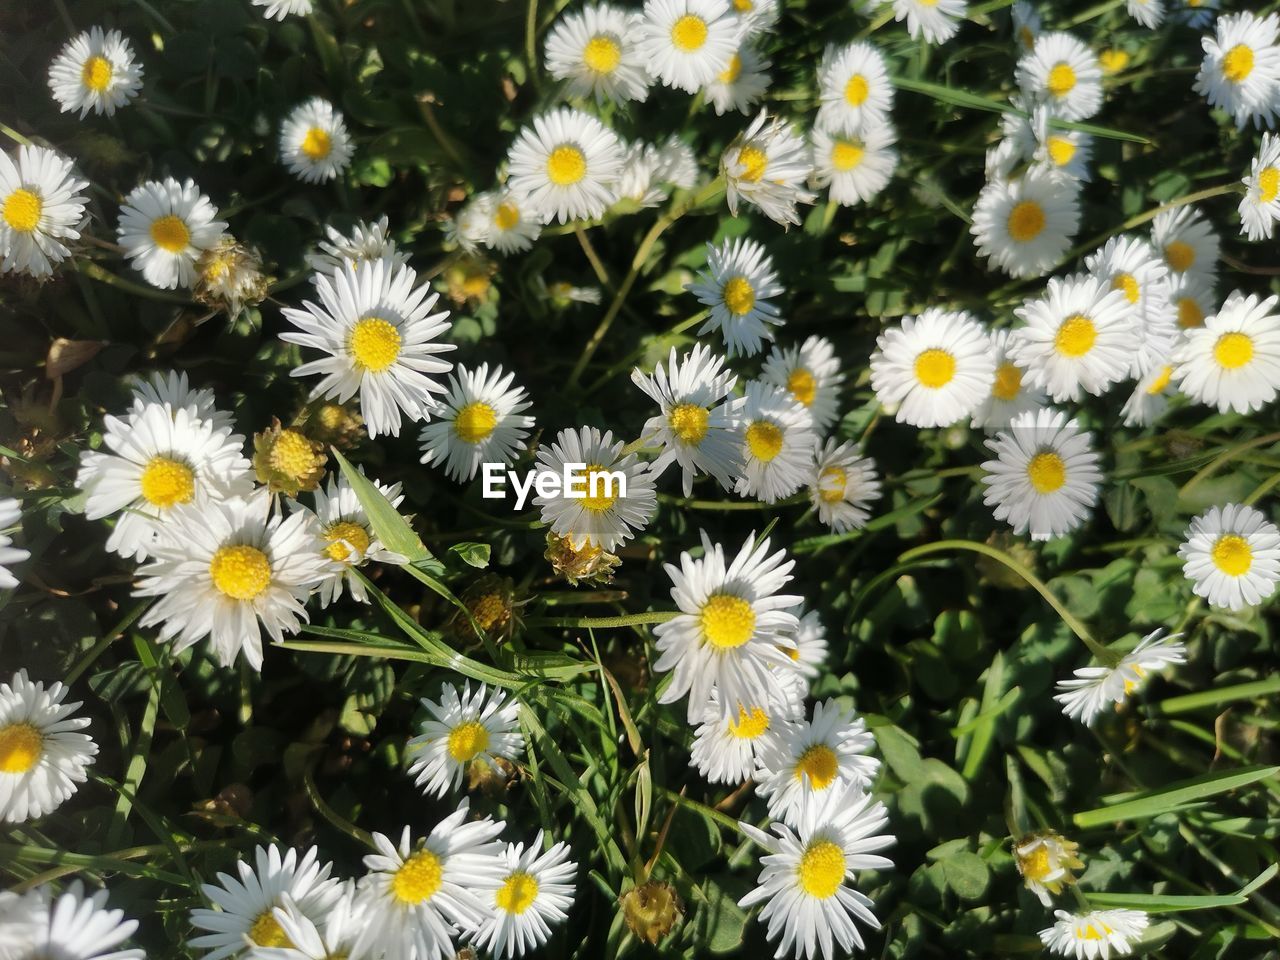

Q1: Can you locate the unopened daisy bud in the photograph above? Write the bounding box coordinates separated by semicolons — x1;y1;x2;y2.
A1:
545;531;621;585
467;754;517;796
1099;49;1129;74
303;402;364;450
451;574;520;640
444;257;497;306
194;237;271;318
252;420;327;496
619;880;683;945
1014;831;1084;906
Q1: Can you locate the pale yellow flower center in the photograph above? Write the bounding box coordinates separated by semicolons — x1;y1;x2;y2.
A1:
992;361;1023;401
794;744;838;788
787;367;816;406
718;54;742;84
1146;365;1173;395
735;144;768;182
818;465;847;504
844;74;869;106
349;317;402;372
209;545;272;601
323;520;371;563
1007;200;1046;242
668;403;710;444
248;912;293;949
722;276;756;315
454;401;499;443
2;188;42;233
1259;167;1280;204
700;593;756;649
831;140;865;171
496;872;540;914
1164;240;1195;273
493;202;521;231
546;145;587;186
670;14;708;52
1020;846;1052;881
1099;49;1129;74
301;127;332;161
1026;452;1066;494
1112;272;1140;305
1177;297;1204;329
583;35;621;73
270;430;322;480
1054;314;1096;357
0;723;43;774
140;456;196;508
728;706;769;739
745;420;783;462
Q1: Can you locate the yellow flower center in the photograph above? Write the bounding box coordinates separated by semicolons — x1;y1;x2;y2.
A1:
1099;49;1129;74
81;55;113;92
447;720;490;762
1164;240;1196;273
1177;296;1204;329
546;144;587;186
733;0;753;10
1045;136;1077;167
578;462;619;512
745;420;784;462
248;912;293;949
831;140;865;171
1079;921;1114;941
1020;846;1052;881
914;348;956;389
496;872;540;915
1047;62;1077;97
493;202;521;231
149;215;191;253
1146;365;1173;395
844;74;869;106
1026;451;1066;494
818;465;847;504
209;545;272;601
3;188;43;233
668;403;710;444
270;430;322;479
392;850;444;905
461;273;491;299
1112;272;1140;305
1259;167;1280;204
722;276;756;316
583;35;621;73
300;127;332;161
323;520;371;563
787;368;816;406
728;706;770;739
734;144;768;183
670;14;708;52
472;592;508;630
700;593;756;649
1211;534;1252;576
0;723;43;774
797;840;846;899
1223;44;1255;84
1054;314;1096;357
454;401;499;443
139;456;196;509
1214;331;1254;369
718;54;742;84
349;317;402;372
794;744;838;788
992;361;1023;401
1007;200;1046;243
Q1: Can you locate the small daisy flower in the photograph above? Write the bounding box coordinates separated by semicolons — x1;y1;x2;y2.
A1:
809;119;898;208
445;195;492;254
1193;12;1280;130
0;499;30;590
1127;0;1163;28
869;308;996;428
0;671;97;824
306;215;410;275
0;145;89;278
533;426;657;551
654;134;700;190
253;0;314;17
727;0;779;37
722;111;817;227
407;682;524;798
1240;133;1280;241
1014;831;1084;906
971;167;1081;279
616;141;672;208
1169;275;1215;331
981;408;1103;541
1121;361;1176;427
470;833;578;960
1055;629;1186;726
1012;1;1041;53
1151;205;1220;286
1172;291;1280;414
690;689;802;784
688;236;785;358
419;363;534;483
480;189;542;254
1017;31;1103;121
738;782;895;960
632;343;745;497
892;0;967;45
1039;909;1149;960
1030;106;1093;182
703;41;772;116
1084;234;1175;378
1178;503;1280;611
47;27;143;118
814;42;894;136
279;98;355;184
636;0;739;94
544;3;651;104
11;883;142;960
735;381;816;504
761;336;844;433
246;883;364;960
1007;273;1137;402
116;178;227;290
653;529;804;723
128;369;232;428
808;438;882;534
969;328;1047;431
280;258;456;439
506;107;625;224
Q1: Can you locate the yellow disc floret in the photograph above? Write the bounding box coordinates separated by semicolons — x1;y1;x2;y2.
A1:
1054;314;1096;357
1007;200;1046;243
248;912;293;949
992;361;1023;401
1222;44;1255;84
794;744;838;789
392;850;444;905
1026;451;1067;494
1211;534;1252;576
668;403;710;444
734;145;768;183
447;720;491;762
300;127;332;161
1047;62;1077;97
496;872;540;915
139;456;196;509
350;317;402;372
797;840;846;899
700;593;756;649
787;368;817;406
844;74;869;106
722;276;756;316
454;401;499;443
0;723;43;774
81;55;113;92
209;545;272;601
323;520;371;563
914;348;956;389
728;706;770;739
4;189;43;233
546;145;587;186
1213;332;1254;369
670;14;708;52
583;35;621;73
745;420;784;462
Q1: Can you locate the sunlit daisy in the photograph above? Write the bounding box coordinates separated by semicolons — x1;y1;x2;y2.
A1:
0;145;89;277
10;883;142;960
688;236;786;357
469;833;578;960
969;328;1046;431
48;27;143;118
506;108;624;224
1055;629;1186;726
971;167;1080;279
445;195;493;254
279;98;354;184
1084;234;1175;378
690;688;802;784
128;369;232;428
0;670;96;824
253;0;314;18
1193;12;1280;130
891;0;966;45
736;380;816;504
1030;106;1093;182
761;336;843;433
419;363;534;483
0;499;29;590
1178;503;1280;611
479;189;542;254
704;41;772;116
809;120;898;208
1151;205;1219;286
1120;361;1176;427
306;215;410;275
1011;1;1041;53
722;111;817;227
636;0;739;93
544;3;651;103
116;178;227;290
1040;909;1149;960
1014;831;1084;906
1240;133;1280;241
406;682;524;799
815;42;894;136
1017;31;1103;121
1172;291;1280;413
808;438;882;534
1127;0;1163;28
245;882;364;960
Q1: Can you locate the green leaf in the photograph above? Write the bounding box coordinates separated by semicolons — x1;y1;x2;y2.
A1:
332;447;443;575
448;541;491;569
1073;765;1280;828
1152;677;1280;715
942;851;990;901
1089;866;1278;914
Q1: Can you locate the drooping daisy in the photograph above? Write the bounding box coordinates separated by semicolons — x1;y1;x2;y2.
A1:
1007;273;1136;402
808;438;882;534
469;833;578;960
722;110;817;228
1172;291;1280;414
47;27;143;118
0;670;97;824
636;0;739;94
1014;831;1084;906
1055;629;1186;725
533;427;657;551
1084;235;1175;378
652;529;804;722
281;258;456;438
479;190;542;254
761;336;844;433
306;215;410;275
419;363;534;483
1178;503;1280;611
1169;275;1216;331
891;0;966;45
654;135;700;191
981;408;1103;541
754;699;880;827
735;381;816;504
505;108;625;224
738;782;895;960
1193;12;1280;130
1017;31;1103;121
406;682;525;798
814;42;894;136
1030;106;1093;183
869;308;995;428
10;883;143;960
809;120;898;208
0;499;29;590
544;4;651;103
1240;133;1280;241
1127;0;1163;28
1151;205;1220;286
688;236;785;358
970;167;1081;279
135;492;329;670
245;882;364;960
76;400;253;562
617;141;674;208
690;689;802;784
1120;361;1176;427
1011;1;1041;53
116;178;227;290
190;845;342;960
1039;909;1149;960
969;328;1046;431
279;98;355;184
252;0;314;18
0;145;89;277
632;343;745;497
704;41;772;116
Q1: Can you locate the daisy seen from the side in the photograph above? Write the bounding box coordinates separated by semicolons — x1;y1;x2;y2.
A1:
808;438;882;535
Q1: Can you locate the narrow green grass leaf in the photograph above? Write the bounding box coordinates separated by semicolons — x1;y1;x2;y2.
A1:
332;447;443;574
1074;765;1280;828
1152;677;1280;715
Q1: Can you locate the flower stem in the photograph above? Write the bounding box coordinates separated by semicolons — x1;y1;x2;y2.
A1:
525;611;679;629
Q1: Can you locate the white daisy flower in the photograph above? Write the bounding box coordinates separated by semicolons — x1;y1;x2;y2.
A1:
445;195;492;254
1169;274;1216;331
688;236;785;358
9;883;142;960
127;369;233;430
469;833;578;960
753;699;880;828
244;882;364;960
1151;204;1219;286
190;845;342;960
1013;831;1084;906
47;27;143;118
735;381;816;504
1193;12;1280;130
727;0;779;37
76;400;253;562
1172;291;1280;414
869;308;996;428
808;437;882;534
1029;106;1093;182
809;120;898;208
505;107;625;224
1012;1;1041;53
652;529;804;722
350;808;506;960
761;335;844;433
306;215;410;275
786;607;830;686
281;258;456;438
1240;132;1280;241
533;426;657;551
1039;909;1149;960
723;111;817;227
135;492;329;670
703;41;772;116
1055;629;1186;726
480;190;542;254
970;167;1081;279
0;670;97;824
252;0;314;18
981;408;1102;541
0;499;29;590
1120;362;1176;427
279;98;355;184
1017;31;1103;121
690;688;803;784
1178;503;1280;611
636;0;739;94
738;782;895;960
969;328;1047;431
0;145;89;278
406;681;525;798
1007;273;1136;402
632;343;745;497
654;134;700;190
616;141;672;208
1084;234;1175;378
1127;0;1163;28
1176;0;1218;29
891;0;966;45
544;3;651;104
419;363;534;483
814;41;894;136
116;178;227;290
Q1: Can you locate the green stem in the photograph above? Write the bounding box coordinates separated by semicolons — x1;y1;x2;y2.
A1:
524;611;679;629
582;309;710;397
575;223;612;289
1244;470;1280;506
72;261;193;304
525;0;540;90
1181;431;1280;497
